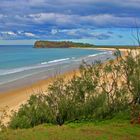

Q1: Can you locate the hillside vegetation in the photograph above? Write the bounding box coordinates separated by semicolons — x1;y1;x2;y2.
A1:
34;41;96;48
34;40;136;49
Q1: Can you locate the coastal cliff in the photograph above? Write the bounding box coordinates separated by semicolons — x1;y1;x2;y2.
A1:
34;41;95;48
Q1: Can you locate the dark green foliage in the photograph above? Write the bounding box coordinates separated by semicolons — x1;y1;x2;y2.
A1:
9;94;55;129
34;40;96;48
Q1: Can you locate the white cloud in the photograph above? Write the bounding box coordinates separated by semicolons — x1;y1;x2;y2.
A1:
24;32;36;37
85;14;139;27
0;31;37;39
0;0;140;41
27;12;140;27
28;13;75;24
17;31;23;34
66;30;77;36
1;31;16;36
51;29;58;35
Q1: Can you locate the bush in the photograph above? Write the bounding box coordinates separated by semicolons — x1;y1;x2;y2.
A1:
9;94;54;129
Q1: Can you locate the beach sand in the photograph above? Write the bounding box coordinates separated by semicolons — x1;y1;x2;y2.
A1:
0;69;79;109
0;69;80;125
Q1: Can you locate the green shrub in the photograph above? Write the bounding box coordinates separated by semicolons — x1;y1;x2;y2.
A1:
9;94;54;129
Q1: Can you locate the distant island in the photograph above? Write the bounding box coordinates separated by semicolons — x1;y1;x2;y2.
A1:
34;41;96;48
34;41;137;49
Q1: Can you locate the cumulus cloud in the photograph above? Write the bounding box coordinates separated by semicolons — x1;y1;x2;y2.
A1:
0;31;37;39
0;31;17;40
28;13;76;25
51;29;58;35
26;12;139;28
55;28;112;40
24;32;36;37
0;0;139;40
1;31;16;36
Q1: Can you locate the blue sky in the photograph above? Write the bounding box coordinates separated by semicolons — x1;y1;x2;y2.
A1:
0;0;140;45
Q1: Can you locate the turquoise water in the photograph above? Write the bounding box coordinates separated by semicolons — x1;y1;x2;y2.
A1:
0;45;104;69
0;45;110;87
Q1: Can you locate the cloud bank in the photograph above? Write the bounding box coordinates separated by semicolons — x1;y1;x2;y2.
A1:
0;0;139;45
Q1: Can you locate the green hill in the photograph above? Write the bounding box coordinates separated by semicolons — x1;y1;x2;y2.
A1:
34;41;95;48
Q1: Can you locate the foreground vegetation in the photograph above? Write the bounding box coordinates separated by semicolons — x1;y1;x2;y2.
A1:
0;119;140;140
5;48;139;129
0;47;140;139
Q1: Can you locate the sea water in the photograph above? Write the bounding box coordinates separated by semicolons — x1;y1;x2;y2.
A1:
0;45;112;88
0;45;106;69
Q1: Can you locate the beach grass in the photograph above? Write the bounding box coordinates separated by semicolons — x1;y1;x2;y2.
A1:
0;120;140;140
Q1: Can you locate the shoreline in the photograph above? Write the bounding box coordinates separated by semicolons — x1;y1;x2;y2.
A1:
0;69;80;125
0;49;114;93
0;69;79;109
0;47;125;118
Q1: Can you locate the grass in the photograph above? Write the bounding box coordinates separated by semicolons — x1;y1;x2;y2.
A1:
0;120;140;140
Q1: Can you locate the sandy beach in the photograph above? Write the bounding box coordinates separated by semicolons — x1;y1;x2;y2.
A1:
0;47;128;123
0;69;81;125
0;69;79;108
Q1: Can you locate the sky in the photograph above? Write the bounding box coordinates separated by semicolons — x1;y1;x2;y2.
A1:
0;0;140;45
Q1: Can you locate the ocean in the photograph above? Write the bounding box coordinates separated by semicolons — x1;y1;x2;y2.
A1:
0;45;113;92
